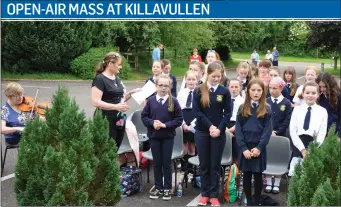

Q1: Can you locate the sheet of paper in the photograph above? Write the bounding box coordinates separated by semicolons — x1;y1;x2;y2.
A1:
131;80;156;105
189;119;196;133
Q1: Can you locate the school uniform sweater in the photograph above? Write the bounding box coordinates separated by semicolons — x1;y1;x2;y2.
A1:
235;103;273;153
266;96;292;136
192;84;232;133
318;94;341;134
141;95;183;139
285;83;299;103
266;87;290;101
169;74;177;97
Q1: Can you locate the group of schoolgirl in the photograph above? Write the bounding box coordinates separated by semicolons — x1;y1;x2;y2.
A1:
233;61;340;205
139;50;340;206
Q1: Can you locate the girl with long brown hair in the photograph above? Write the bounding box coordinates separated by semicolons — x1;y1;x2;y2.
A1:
235;78;273;206
193;62;232;206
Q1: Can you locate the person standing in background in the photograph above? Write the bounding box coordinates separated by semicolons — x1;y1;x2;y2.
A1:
265;50;273;63
189;48;203;63
272;47;280;66
251;49;260;65
152;43;164;61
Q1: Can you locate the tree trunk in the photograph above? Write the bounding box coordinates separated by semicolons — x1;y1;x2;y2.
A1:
334;56;338;70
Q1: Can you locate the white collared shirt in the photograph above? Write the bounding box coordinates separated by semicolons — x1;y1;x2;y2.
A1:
290;102;328;152
207;82;219;92
293;85;304;105
237;76;247;84
156;94;169;105
177;88;195;109
271;95;284;104
231;95;245;121
251;100;259;108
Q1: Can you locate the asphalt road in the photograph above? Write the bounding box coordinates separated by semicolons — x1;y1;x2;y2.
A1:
1;61;340;206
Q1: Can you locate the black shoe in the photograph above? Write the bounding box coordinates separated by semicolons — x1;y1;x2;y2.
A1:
162;190;171;201
149;189;163;199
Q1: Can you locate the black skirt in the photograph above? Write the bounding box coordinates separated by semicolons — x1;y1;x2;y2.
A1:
238;142;267;173
292;135;314;158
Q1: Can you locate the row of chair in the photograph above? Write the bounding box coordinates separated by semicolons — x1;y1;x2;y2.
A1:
119;109;293;202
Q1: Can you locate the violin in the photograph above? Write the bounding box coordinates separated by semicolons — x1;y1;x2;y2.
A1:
18;88;50;118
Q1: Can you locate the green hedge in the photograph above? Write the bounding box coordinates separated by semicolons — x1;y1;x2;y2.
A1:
288;125;340;206
2;22;93;74
71;47;131;80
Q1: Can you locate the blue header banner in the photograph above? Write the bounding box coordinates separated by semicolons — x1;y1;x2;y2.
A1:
1;0;340;19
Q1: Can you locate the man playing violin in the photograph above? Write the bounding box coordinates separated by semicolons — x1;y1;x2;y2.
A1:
1;82;46;145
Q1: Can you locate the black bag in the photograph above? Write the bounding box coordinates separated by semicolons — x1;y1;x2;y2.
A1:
252;194;280;206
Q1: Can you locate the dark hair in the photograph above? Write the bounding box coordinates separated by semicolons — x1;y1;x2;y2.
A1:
242;78;268;118
316;72;340;111
161;59;171;66
258;60;271;68
95;52;122;76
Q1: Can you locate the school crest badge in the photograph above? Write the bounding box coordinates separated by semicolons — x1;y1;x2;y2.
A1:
217;95;223;102
280;105;286;111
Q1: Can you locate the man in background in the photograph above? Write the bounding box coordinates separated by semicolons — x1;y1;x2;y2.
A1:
152;43;163;61
272;47;280;66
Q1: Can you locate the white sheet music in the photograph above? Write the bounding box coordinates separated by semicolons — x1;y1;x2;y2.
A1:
131;80;156;105
189;118;196;133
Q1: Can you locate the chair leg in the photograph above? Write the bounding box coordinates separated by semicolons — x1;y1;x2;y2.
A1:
1;147;9;177
147;160;150;183
184;161;189;188
285;174;289;202
173;160;178;194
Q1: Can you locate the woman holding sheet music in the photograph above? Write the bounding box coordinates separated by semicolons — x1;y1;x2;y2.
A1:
91;51;140;150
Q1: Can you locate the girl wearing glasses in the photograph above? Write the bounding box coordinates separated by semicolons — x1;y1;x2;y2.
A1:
193;62;232;206
141;74;183;201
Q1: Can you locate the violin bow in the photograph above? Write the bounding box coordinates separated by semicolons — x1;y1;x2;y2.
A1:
30;88;40;119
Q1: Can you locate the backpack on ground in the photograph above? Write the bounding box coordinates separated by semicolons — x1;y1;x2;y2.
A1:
224;164;239;202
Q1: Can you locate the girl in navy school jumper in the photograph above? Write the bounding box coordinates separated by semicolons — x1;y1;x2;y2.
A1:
161;59;177;97
193;62;232;207
236;61;251;98
145;60;164;101
235;78;273;206
267;67;290;100
289;82;328;177
316;72;341;136
264;77;292;194
141;74;183;201
283;66;299;105
226;79;245;161
177;71;198;169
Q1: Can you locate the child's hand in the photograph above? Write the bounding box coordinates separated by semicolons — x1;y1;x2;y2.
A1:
210;128;221;138
153;121;161;130
243;150;252;159
301;149;307;159
251;148;261;157
183;124;190;132
272;131;277;136
209;125;217;134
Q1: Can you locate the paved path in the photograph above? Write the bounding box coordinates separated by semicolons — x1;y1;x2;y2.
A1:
1;59;340;206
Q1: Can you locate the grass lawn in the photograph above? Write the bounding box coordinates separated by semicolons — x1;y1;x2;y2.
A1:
231;51;331;63
324;67;340;76
2;71;81;80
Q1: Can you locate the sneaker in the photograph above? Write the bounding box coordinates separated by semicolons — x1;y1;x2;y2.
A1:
149;189;163;199
272;186;280;194
162;190;171;201
210;198;220;206
264;185;272;193
198;196;210;206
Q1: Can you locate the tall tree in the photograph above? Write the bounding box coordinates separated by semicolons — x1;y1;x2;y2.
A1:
307;21;341;68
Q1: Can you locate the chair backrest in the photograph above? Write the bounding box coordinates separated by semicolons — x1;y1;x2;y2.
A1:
222;132;233;164
120;134;131;149
172;126;184;157
131;110;148;135
266;135;292;167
